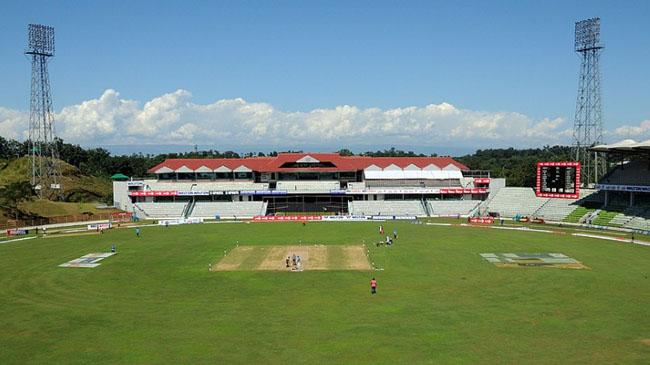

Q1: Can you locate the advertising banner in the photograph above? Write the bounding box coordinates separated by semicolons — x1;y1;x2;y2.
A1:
157;217;204;225
595;184;650;193
129;190;177;197
87;223;112;231
176;191;210;196
6;229;28;236
468;217;494;224
252;215;323;222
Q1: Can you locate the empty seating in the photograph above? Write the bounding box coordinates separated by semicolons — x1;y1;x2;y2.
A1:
600;160;650;186
625;216;650;231
348;200;426;216
532;190;597;222
276;181;340;192
189;202;266;218
427;200;481;216
365;179;461;188
610;205;650;230
135;202;186;218
143;181;269;191
486;188;548;217
346;182;366;190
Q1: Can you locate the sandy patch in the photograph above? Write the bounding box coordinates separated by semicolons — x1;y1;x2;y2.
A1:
307;245;328;270
213;245;370;271
342;245;371;270
258;246;296;271
640;339;650;346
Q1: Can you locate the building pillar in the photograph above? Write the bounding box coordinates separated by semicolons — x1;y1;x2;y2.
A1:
604;190;609;207
630;192;635;207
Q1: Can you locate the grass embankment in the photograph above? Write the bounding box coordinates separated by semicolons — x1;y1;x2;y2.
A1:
18;200;118;218
0;221;648;363
0;157;113;225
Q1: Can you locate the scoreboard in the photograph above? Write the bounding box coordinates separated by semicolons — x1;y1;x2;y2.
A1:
535;161;580;199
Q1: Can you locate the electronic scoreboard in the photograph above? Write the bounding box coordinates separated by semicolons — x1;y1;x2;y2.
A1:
535;161;580;199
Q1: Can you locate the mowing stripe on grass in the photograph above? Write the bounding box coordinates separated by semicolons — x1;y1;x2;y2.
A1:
214;246;254;271
342;245;371;270
326;246;347;270
238;247;271;270
258;246;289;270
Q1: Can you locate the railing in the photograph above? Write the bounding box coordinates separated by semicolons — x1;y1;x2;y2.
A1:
421;199;431;217
462;170;491;178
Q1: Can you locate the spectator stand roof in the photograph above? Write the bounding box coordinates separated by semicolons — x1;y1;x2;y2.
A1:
148;153;469;174
592;139;650;154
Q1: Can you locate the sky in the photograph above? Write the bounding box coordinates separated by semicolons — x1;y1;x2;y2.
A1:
1;0;649;155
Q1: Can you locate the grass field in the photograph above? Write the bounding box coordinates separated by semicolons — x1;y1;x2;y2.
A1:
0;221;649;364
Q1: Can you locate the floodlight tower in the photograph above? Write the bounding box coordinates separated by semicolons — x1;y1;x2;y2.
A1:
572;18;604;187
25;24;62;198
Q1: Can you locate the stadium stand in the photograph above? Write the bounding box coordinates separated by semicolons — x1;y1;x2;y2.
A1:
276;180;340;192
599;160;650;186
348;200;427;216
532;189;597;222
484;188;600;221
426;200;481;216
365;179;462;188
135;202;186;218
624;212;650;230
115;153;493;217
189;202;266;218
145;181;268;191
485;187;548;217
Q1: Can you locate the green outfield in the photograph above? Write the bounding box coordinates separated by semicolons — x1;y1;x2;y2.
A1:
0;221;649;364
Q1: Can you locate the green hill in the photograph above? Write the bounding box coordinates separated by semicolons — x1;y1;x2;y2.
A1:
0;157;113;224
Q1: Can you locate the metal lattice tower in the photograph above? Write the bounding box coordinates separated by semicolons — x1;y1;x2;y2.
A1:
572;18;605;187
25;24;62;198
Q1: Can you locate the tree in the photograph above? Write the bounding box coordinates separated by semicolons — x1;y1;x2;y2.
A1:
0;181;35;216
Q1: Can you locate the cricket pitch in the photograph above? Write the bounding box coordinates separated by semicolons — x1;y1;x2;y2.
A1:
213;244;371;271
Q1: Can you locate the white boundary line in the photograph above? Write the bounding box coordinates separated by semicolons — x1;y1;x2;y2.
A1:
572;233;650;247
0;236;37;244
426;221;650;245
488;226;554;234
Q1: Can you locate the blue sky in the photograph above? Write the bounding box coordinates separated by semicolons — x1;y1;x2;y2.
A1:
1;0;649;154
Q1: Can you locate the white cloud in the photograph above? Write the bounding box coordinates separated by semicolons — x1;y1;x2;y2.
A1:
1;89;579;149
0;107;28;140
614;120;650;140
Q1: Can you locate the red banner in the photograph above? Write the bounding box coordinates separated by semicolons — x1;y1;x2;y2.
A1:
474;178;491;185
253;215;323;222
440;188;487;194
111;212;133;222
129;190;177;197
468;217;494;224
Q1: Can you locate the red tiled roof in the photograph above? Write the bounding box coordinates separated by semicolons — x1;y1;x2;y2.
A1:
148;153;468;173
